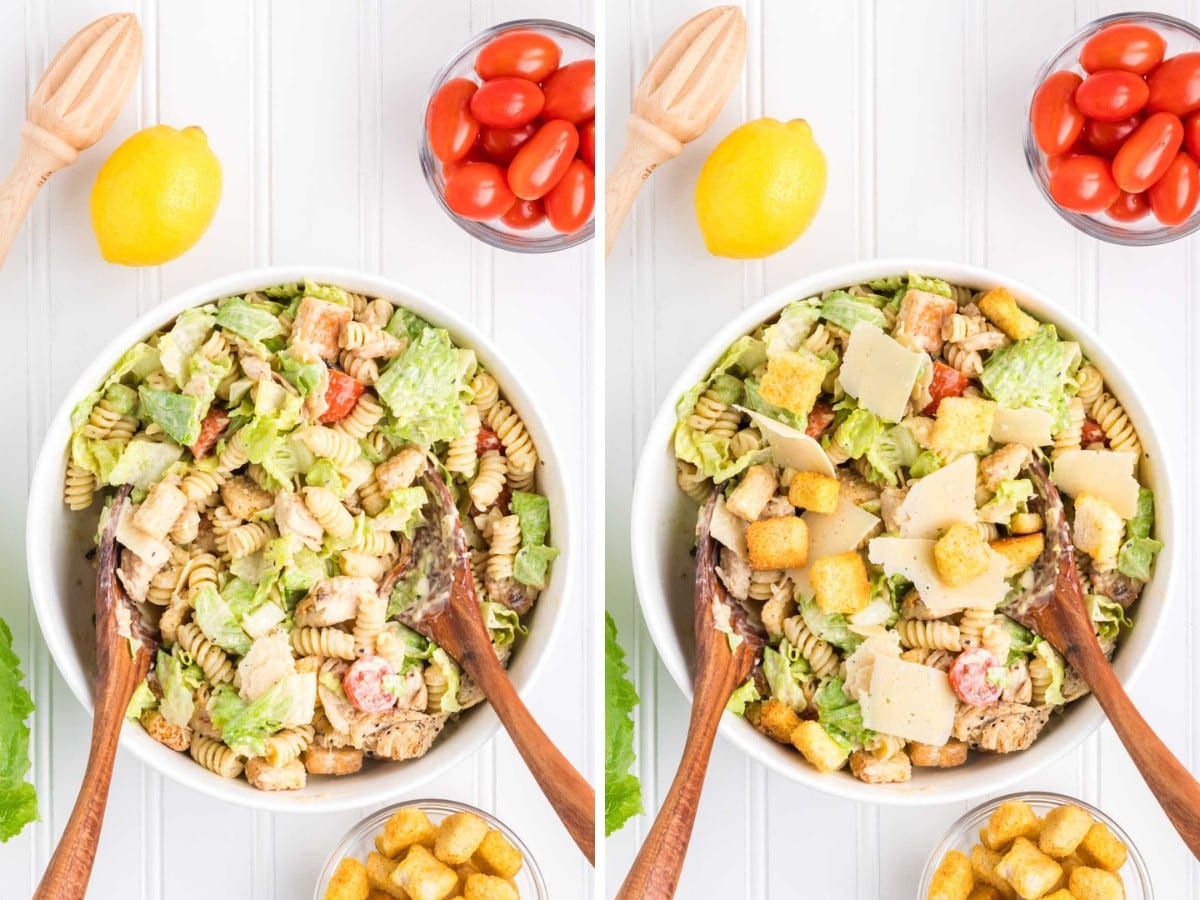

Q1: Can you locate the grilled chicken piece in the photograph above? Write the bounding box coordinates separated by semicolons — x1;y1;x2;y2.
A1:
849;748;912;783
1002;659;1034;705
275;491;325;550
116;546;161;605
837;468;881;505
484;576;535;615
716;545;751;602
295;577;375;627
880;486;908;534
220;475;274;520
952;701;1053;753
1090;567;1145;609
363;711;447;761
979;443;1032;492
759;495;795;520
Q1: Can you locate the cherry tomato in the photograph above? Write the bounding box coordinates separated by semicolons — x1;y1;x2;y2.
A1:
806;401;835;440
1079;23;1166;75
579;119;596;169
479;123;537;164
1046;150;1082;174
507;120;579;200
468;77;544;128
443;162;517;220
1049;154;1121;212
343;656;398;714
425;78;480;163
189;408;230;459
1031;71;1085;155
1147;52;1200;117
475;30;562;82
1185;111;1200;159
1105;189;1151;223
320;370;365;423
477;426;502;454
1112;111;1184;192
1082;115;1141;157
543;158;594;233
1148;151;1200;225
922;361;970;415
540;59;596;124
1075;70;1149;121
441;142;487;179
949;648;1003;707
1081;419;1109;445
500;198;546;230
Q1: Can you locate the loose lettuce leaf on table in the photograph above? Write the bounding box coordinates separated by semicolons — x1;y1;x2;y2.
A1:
605;613;642;836
0;617;37;842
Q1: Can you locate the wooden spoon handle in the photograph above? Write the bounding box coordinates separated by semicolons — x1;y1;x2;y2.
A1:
0;122;78;268
604;114;683;257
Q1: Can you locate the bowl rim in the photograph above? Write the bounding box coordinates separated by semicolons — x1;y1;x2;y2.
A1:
630;257;1177;806
26;264;577;813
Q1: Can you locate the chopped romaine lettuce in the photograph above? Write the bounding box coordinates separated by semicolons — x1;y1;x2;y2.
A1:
386;307;432;343
106;439;184;489
372;487;428;537
1118;488;1161;581
814;677;873;751
193;584;253;656
278;350;325;396
215;297;284;342
156;647;201;728
510;491;551;545
907;273;954;298
302;279;352;307
725;677;760;715
138;387;204;446
1032;640;1066;705
1087;593;1133;642
674;335;766;424
159;308;216;382
763;644;810;712
799;596;863;652
208;673;316;757
763;300;822;356
820;290;888;332
980;325;1071;431
481;601;527;647
125;680;157;720
374;327;467;446
513;544;560;590
909;450;943;479
428;648;461;713
998;615;1037;664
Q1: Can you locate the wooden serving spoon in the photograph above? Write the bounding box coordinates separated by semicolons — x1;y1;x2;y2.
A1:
397;469;596;864
0;12;142;268
616;490;765;899
35;486;154;899
1004;462;1200;858
604;5;747;257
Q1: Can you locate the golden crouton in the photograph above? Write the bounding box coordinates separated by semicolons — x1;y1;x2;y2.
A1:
849;748;912;784
932;397;997;453
463;874;518;900
758;351;826;416
809;550;870;615
966;886;1003;900
472;830;523;880
996;837;1063;900
393;845;459;900
726;465;780;521
140;708;192;752
1038;804;1094;858
747;698;803;744
377;807;437;858
787;470;840;514
306;744;365;776
977;288;1040;342
1069;865;1125;900
1076;822;1128;872
909;739;969;768
1073;494;1124;567
369;892;398;900
790;720;849;773
244;757;306;791
1040;892;1074;900
989;534;1045;577
325;857;370;900
220;475;275;520
745;516;808;570
434;812;490;866
934;522;992;587
365;852;404;899
984;800;1042;851
928;849;974;900
970;846;1017;899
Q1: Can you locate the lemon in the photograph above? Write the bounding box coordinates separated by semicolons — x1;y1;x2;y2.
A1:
90;125;222;266
694;118;827;259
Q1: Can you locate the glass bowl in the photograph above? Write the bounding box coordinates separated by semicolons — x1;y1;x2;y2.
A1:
418;19;595;253
918;791;1153;898
1024;11;1200;245
313;799;549;899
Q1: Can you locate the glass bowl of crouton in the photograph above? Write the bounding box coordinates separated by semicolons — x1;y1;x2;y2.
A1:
315;799;548;900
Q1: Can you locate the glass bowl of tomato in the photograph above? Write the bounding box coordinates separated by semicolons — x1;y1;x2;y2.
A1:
1025;11;1200;245
420;19;595;253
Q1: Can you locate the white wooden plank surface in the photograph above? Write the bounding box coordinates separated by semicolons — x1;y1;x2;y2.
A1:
0;1;596;897
605;1;1200;897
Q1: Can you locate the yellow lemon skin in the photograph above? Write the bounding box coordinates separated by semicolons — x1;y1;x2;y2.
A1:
90;125;222;266
694;118;827;259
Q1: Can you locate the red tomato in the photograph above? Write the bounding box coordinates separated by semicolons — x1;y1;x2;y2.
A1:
320;370;365;423
1083;115;1141;156
343;656;398;714
1147;151;1200;225
469;77;544;128
1031;71;1086;155
543;158;594;233
507;120;580;200
1046;150;1082;174
500;198;546;230
540;60;596;124
579;119;596;169
1079;23;1166;75
425;78;480;163
477;426;502;454
443;162;516;220
1147;52;1200;117
1105;189;1151;222
479;123;537;164
189;408;230;459
1049;154;1121;212
1185;111;1200;159
1112;112;1184;192
441;142;487;179
922;361;970;415
806;401;835;440
1075;70;1149;121
1081;419;1108;445
475;30;562;82
949;648;1003;707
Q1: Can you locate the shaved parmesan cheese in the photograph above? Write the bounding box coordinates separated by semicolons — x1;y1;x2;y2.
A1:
839;323;928;422
991;407;1054;447
709;495;748;557
1052;449;1139;519
896;455;978;538
786;496;880;598
868;537;1010;610
860;654;957;745
843;631;901;700
738;408;836;477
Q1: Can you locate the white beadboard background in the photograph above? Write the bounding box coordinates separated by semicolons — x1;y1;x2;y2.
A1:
606;0;1200;897
0;1;596;898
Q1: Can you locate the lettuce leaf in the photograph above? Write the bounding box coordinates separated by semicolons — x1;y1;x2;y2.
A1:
193;584;253;655
513;545;559;590
725;677;760;715
674;336;766;423
980;325;1071;430
125;680;157;720
215;297;284;342
374;327;467;446
510;491;551;545
1087;592;1133;642
0;617;37;842
138;387;204;446
820;290;887;332
278;350;325;397
302;279;352;307
428;648;461;713
799;595;863;652
106;439;184;489
1118;487;1161;581
909;450;943;479
156;647;201;728
604;613;642;836
158;308;216;384
208;673;316;757
1033;640;1067;705
372;486;428;538
907;273;954;298
387;307;432;344
481;601;527;647
814;677;873;751
763;300;821;356
763;644;810;712
998;615;1038;664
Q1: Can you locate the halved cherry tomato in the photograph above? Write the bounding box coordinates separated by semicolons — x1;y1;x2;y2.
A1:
1075;69;1149;121
425;78;480;163
1079;23;1166;75
543;158;594;233
579;119;596;169
1031;71;1085;155
1147;52;1200;117
479;123;537;164
1049;154;1121;212
469;77;544;128
500;197;546;230
949;648;1003;707
343;656;398;714
1147;151;1200;225
1081;419;1108;446
477;426;502;454
320;370;365;423
806;401;835;440
444;162;517;220
540;59;596;124
474;30;562;82
1105;189;1151;223
190;408;230;459
1185;111;1200;159
922;361;970;415
507;120;579;200
1083;115;1141;157
1112;112;1184;192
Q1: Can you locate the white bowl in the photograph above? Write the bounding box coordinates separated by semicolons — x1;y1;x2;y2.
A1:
27;266;576;813
630;258;1176;806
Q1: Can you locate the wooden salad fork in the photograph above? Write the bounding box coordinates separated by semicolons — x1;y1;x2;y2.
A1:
1004;461;1200;858
35;487;155;899
616;490;765;899
397;469;596;864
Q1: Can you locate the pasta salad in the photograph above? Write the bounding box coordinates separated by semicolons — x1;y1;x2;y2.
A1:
673;274;1161;785
64;280;557;791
